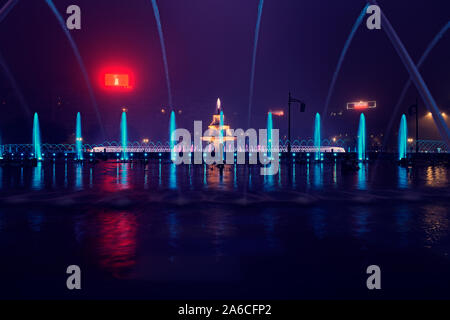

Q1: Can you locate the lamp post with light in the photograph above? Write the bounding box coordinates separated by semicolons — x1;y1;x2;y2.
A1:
287;92;306;153
408;99;419;153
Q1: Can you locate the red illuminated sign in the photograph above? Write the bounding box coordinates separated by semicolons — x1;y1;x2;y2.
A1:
346;101;376;110
105;74;131;89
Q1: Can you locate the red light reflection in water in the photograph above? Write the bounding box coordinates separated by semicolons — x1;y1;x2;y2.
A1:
100;163;131;192
97;211;138;278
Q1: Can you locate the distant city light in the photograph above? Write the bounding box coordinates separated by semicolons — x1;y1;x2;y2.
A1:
426;112;448;118
408;138;414;143
271;110;284;117
143;138;149;143
346;101;376;110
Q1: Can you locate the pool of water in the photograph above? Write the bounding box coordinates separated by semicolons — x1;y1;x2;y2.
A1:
0;160;449;299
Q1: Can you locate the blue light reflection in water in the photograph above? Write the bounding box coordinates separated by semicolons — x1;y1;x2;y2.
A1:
169;163;177;190
168;212;179;249
398;167;409;189
31;162;43;190
309;208;326;239
353;206;370;240
75;164;83;191
357;163;367;190
313;163;323;190
395;205;412;247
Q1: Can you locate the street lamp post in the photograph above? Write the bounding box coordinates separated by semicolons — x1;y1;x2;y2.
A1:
287;92;306;153
409;98;419;153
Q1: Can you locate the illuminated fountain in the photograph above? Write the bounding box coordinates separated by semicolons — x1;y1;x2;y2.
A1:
169;110;176;161
314;113;321;161
120;110;128;161
398;114;408;161
357;113;367;161
267;112;273;158
75;112;83;161
32;113;42;161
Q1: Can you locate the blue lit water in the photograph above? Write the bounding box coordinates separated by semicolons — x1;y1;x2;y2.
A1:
0;160;449;299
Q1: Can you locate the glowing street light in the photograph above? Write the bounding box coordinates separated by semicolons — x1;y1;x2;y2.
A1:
270;110;285;117
288;92;306;153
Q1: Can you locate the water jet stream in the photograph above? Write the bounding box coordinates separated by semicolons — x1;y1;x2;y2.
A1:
323;3;369;117
121;111;128;161
76;112;83;160
151;0;173;108
398;114;408;160
381;21;450;153
357;113;366;161
0;1;31;120
248;0;264;127
369;0;450;147
0;50;31;119
169;110;176;161
45;0;105;139
267;112;273;158
314;113;321;161
0;0;18;23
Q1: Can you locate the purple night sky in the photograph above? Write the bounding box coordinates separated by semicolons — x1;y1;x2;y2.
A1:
0;0;449;144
